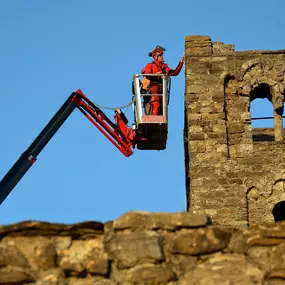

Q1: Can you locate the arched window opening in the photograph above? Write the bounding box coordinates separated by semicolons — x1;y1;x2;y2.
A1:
250;84;274;141
250;83;272;102
272;201;285;222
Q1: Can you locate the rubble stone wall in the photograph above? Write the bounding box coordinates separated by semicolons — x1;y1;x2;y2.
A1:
1;211;285;285
184;35;285;226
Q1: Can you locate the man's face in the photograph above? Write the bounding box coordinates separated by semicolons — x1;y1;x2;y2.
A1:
156;53;164;62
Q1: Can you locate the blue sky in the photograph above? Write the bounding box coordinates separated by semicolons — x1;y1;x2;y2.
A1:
0;0;284;224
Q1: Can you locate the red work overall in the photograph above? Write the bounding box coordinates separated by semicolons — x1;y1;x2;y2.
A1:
142;59;184;115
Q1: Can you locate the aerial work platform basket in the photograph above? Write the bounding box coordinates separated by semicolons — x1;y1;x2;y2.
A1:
132;73;171;150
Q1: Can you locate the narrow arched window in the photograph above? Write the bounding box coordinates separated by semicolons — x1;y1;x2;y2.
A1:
250;84;274;141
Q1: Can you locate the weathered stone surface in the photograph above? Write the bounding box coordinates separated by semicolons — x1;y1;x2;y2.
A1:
107;230;164;269
255;221;285;238
186;46;212;56
53;236;72;251
0;266;36;284
35;242;57;271
247;246;271;272
185;35;211;42
0;221;103;238
59;239;108;276
265;280;285;285
212;41;235;55
165;228;232;255
1;237;57;271
37;268;67;285
113;211;209;230
93;280;115;285
114;264;176;284
178;253;264;285
166;254;197;277
0;244;29;268
69;277;114;285
269;243;285;271
2;236;57;271
227;229;251;253
249;237;285;246
269;269;285;279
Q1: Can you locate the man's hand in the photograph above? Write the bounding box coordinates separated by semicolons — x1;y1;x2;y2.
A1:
180;55;185;63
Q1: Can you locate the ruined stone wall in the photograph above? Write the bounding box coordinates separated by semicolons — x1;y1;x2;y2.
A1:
184;35;285;227
1;211;285;285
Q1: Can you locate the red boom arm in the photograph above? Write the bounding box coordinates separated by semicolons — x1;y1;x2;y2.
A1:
0;89;141;205
73;89;135;157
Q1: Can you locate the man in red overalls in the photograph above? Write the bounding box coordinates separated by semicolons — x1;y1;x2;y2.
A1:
141;46;184;115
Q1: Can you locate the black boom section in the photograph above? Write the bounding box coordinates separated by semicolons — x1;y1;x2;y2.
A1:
0;93;77;205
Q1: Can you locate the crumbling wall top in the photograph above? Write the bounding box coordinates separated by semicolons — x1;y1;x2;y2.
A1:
185;35;285;56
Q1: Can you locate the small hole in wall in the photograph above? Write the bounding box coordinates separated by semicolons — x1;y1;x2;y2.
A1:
272;201;285;222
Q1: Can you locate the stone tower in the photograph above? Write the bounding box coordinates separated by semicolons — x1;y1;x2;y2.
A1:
184;35;285;227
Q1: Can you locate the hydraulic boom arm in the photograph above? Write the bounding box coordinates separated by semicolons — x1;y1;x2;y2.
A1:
0;89;135;205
